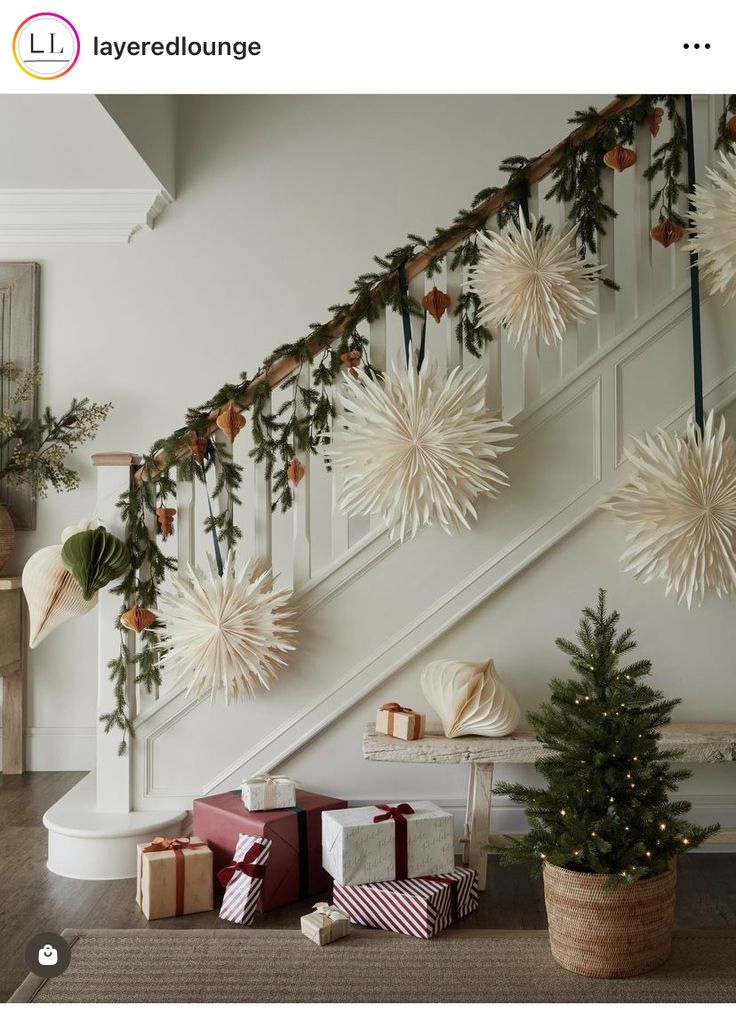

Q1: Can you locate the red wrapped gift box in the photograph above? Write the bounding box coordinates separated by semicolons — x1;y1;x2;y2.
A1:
193;788;346;911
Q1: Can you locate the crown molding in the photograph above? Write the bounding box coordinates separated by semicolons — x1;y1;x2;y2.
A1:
0;188;173;244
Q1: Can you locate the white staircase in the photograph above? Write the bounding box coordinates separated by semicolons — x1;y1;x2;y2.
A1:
44;95;736;878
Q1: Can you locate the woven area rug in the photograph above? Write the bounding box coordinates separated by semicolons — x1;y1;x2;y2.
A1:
10;929;736;1003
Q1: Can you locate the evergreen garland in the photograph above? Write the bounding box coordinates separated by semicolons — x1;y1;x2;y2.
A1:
102;95;733;746
493;590;718;885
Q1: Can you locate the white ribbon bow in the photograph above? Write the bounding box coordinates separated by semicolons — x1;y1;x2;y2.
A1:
243;774;292;787
313;901;349;927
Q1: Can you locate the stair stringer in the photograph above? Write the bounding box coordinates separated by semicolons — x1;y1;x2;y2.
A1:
131;288;736;810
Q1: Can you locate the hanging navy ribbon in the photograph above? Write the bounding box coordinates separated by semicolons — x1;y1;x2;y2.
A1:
684;94;705;434
398;263;427;372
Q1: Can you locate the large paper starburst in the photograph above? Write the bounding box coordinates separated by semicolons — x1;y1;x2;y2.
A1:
687;151;736;303
607;413;736;608
466;216;600;348
158;554;295;703
326;362;514;542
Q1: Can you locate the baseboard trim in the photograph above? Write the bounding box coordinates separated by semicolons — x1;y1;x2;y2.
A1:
0;727;95;772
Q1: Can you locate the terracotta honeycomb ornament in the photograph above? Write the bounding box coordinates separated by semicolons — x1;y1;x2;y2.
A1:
189;433;209;464
646;107;664;137
216;402;246;443
121;604;157;634
650;219;684;249
603;145;637;173
156;506;176;539
287;457;305;486
421;286;451;324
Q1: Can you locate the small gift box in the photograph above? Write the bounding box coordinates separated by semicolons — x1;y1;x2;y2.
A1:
376;702;425;741
334;866;478;940
193;788;347;911
218;833;272;924
300;901;351;946
241;773;296;812
322;801;454;886
136;835;213;921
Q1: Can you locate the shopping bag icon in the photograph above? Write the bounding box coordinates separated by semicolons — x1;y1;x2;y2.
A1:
38;944;58;966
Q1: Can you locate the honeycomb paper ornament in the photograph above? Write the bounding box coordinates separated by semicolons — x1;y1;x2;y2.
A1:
467;216;600;349
326;362;514;542
420;658;521;738
22;520;97;648
687;151;736;303
607;412;736;608
158;553;295;703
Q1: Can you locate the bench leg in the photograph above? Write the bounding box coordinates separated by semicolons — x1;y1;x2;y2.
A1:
465;762;493;892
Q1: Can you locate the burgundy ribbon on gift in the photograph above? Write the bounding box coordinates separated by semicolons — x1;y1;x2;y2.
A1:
418;874;459;924
373;803;415;879
216;840;267;889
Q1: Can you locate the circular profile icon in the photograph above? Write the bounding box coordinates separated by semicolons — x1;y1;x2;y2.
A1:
13;13;80;80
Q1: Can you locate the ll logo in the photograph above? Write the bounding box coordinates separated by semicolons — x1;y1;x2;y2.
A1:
13;13;80;80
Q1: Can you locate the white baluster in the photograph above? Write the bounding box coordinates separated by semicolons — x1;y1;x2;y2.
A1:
633;120;654;319
215;432;234;558
252;396;273;571
560;201;579;379
176;464;196;571
596;168;616;348
523;184;541;407
445;256;463;373
136;485;159;709
92;452;140;813
368;309;387;534
292;371;312;588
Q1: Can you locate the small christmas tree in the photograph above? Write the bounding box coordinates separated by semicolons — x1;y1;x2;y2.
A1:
495;589;718;884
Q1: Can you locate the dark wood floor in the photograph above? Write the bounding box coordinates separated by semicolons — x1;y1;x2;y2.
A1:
2;771;735;1001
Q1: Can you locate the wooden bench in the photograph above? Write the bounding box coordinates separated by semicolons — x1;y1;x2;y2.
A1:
363;723;736;891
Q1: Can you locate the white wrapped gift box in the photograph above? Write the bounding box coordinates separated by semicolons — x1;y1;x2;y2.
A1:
321;801;455;886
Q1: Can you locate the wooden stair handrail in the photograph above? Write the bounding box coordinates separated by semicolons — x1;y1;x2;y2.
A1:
134;94;643;486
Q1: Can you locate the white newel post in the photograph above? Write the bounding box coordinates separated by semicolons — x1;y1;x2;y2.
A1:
92;452;141;813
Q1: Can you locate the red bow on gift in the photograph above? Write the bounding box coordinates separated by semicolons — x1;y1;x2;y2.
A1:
373;803;415;880
373;803;415;825
142;836;199;854
379;702;414;715
217;840;267;888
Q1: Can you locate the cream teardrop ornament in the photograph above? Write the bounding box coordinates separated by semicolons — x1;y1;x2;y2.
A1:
22;521;97;648
420;658;521;738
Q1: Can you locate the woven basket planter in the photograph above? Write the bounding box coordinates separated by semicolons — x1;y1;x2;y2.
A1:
543;860;677;978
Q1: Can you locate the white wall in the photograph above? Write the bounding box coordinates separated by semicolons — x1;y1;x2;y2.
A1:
0;95;733;832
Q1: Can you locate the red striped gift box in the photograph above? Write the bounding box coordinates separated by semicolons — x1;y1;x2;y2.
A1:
333;866;478;939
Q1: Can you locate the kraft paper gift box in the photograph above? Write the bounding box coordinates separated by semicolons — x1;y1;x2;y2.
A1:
241;773;296;812
193;788;347;911
376;702;426;741
321;801;454;886
218;833;271;924
300;901;351;946
136;835;214;921
333;866;478;940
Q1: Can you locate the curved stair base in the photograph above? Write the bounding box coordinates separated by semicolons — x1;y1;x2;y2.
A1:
43;772;187;880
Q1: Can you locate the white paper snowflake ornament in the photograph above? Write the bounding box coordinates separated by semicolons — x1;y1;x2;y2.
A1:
687;151;736;303
158;553;295;703
466;215;600;348
326;362;514;542
607;412;736;608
